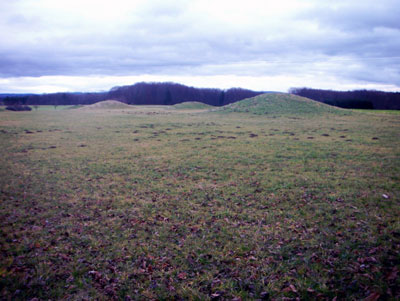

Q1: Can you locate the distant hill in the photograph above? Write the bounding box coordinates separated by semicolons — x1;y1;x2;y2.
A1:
79;100;133;110
173;101;214;110
221;93;346;116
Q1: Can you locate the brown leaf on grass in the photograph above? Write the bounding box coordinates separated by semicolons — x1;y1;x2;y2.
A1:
31;225;42;231
177;272;187;280
282;284;297;293
365;292;380;301
386;266;398;281
211;291;224;300
59;254;71;261
362;273;374;280
88;270;102;280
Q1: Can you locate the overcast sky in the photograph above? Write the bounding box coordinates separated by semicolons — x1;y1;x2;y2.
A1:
0;0;399;93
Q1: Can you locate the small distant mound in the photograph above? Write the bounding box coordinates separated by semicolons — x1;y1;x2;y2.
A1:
80;100;132;110
222;93;346;116
173;102;214;110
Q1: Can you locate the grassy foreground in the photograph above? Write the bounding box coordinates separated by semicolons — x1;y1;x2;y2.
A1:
0;97;399;300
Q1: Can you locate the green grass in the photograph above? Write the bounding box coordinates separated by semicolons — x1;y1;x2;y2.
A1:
25;105;82;111
0;94;399;300
352;109;400;115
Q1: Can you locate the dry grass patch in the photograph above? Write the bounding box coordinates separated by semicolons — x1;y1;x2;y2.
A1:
0;102;399;300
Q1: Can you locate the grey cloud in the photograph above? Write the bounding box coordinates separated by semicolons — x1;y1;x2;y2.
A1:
293;1;400;59
0;0;399;92
300;0;400;31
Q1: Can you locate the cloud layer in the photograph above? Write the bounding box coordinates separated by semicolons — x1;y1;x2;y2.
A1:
0;0;399;92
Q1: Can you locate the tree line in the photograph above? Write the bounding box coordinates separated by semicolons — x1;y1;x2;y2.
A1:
290;87;400;110
0;82;262;107
2;83;399;110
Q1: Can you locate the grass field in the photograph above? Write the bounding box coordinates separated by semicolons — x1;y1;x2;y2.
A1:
1;95;399;300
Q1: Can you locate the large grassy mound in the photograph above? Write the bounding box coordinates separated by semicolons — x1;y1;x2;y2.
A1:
173;101;214;110
222;93;346;116
80;100;132;109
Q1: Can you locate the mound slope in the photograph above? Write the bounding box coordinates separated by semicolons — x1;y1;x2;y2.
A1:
222;93;346;116
173;101;214;110
80;100;132;109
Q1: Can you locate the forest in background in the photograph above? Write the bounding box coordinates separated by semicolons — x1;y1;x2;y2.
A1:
0;82;262;108
290;87;400;110
1;82;400;110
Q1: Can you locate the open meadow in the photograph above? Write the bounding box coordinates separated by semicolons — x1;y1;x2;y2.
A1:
1;94;399;300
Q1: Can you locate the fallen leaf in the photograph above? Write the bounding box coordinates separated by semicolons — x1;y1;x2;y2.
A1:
365;292;380;301
386;266;398;281
283;284;297;293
